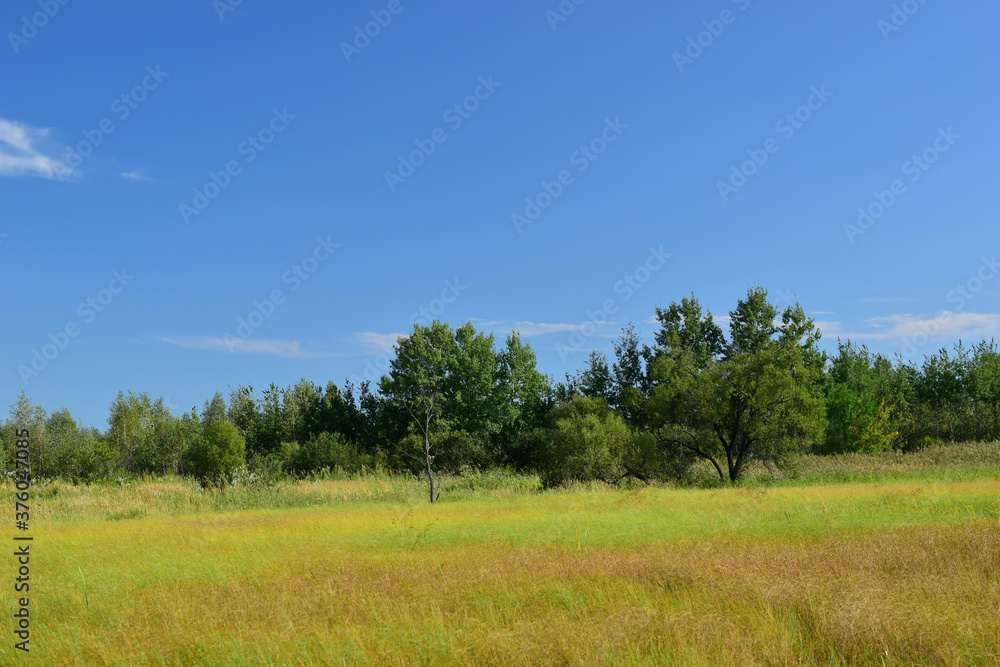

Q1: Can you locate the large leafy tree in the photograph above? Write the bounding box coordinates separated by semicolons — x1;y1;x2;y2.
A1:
647;287;827;483
968;340;1000;440
108;391;154;473
611;324;648;427
201;392;228;426
824;342;899;454
380;321;549;501
448;323;500;444
380;321;455;503
652;293;727;368
228;385;263;455
257;383;285;455
573;351;614;403
495;332;550;457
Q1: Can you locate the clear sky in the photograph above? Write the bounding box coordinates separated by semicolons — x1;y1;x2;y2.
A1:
2;0;998;428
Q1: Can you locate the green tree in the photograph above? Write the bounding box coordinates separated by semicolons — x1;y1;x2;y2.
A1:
611;324;648;427
915;348;966;442
287;431;370;474
201;392;228;426
969;340;1000;440
647;287;827;484
578;351;614;402
379;321;454;503
2;391;49;479
228;385;263;454
447;322;500;456
258;383;285;455
824;342;899;454
537;396;633;488
108;391;155;473
495;332;550;463
185;420;246;486
651;293;727;368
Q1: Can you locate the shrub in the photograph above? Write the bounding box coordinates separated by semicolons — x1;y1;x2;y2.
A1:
393;428;491;475
75;434;118;482
185;421;246;486
538;396;633;489
910;434;948;451
286;432;371;475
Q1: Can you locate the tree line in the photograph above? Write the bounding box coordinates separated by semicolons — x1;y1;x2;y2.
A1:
4;286;999;498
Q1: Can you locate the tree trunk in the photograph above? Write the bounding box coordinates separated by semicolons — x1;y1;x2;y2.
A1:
423;430;436;504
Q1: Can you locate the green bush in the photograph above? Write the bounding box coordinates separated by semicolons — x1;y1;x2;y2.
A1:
392;428;491;475
910;434;948;451
75;434;118;482
185;421;246;486
286;432;371;475
538;396;633;488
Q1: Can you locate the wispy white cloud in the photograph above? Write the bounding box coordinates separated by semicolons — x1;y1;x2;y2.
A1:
0;118;74;181
811;311;836;316
157;336;335;358
827;312;1000;341
353;331;405;353
472;319;617;338
813;320;845;337
120;170;152;182
859;296;910;304
351;322;615;353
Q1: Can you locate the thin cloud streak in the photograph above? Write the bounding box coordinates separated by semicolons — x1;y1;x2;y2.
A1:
821;312;1000;342
0;118;74;181
157;336;337;358
353;332;405;353
473;319;615;338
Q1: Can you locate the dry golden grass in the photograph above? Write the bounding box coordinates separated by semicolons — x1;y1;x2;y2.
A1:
4;477;1000;665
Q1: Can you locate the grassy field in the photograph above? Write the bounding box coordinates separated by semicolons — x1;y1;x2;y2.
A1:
3;442;1000;665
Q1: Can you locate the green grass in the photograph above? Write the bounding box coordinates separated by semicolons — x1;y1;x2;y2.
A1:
2;441;999;665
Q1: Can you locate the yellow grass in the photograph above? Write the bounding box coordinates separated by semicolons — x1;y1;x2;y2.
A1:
4;478;999;665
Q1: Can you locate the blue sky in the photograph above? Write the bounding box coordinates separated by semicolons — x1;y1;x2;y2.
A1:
2;0;998;428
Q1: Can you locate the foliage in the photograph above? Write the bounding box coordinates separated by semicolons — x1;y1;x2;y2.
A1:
285;431;373;475
185;420;246;486
823;342;899;454
647;288;827;483
535;396;641;488
380;321;550;502
2;290;998;492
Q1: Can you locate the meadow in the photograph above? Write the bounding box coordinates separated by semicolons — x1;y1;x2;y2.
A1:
3;441;999;666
